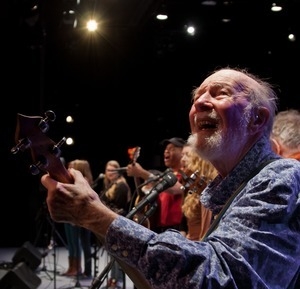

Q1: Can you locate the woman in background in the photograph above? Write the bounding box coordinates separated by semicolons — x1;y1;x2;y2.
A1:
180;143;218;240
62;159;93;279
99;160;132;289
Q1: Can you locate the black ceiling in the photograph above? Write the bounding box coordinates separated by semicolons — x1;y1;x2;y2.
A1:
2;0;300;163
2;0;300;107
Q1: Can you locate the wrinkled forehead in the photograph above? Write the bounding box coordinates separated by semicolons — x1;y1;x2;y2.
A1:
202;69;258;90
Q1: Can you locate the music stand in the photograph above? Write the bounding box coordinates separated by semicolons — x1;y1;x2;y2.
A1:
34;201;67;289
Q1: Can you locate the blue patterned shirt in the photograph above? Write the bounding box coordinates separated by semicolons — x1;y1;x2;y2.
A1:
105;135;300;289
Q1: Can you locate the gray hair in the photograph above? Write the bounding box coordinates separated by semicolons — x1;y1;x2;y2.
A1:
271;109;300;150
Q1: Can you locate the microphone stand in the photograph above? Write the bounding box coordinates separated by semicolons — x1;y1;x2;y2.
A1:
90;171;176;289
89;201;157;289
137;202;157;226
89;257;115;289
37;202;68;289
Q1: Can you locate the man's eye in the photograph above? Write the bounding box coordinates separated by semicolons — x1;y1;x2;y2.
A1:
219;90;230;96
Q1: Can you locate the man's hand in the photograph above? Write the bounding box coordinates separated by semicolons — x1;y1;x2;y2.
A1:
41;168;117;235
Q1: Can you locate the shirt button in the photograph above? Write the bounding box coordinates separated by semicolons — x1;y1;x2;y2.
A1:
122;250;129;257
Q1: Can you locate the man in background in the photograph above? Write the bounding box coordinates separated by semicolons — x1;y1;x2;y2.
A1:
271;109;300;160
126;137;185;233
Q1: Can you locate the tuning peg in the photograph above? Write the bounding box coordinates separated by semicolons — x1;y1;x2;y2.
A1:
52;137;66;157
29;154;49;175
11;138;31;154
38;110;56;133
189;170;199;181
184;170;199;188
45;110;56;121
197;176;207;188
29;164;41;175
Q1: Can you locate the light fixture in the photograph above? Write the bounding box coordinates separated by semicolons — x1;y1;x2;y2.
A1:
86;19;98;32
156;2;168;21
288;33;296;42
62;10;78;28
201;0;217;6
62;0;80;28
186;25;196;36
156;13;168;20
66;137;75;145
271;3;283;12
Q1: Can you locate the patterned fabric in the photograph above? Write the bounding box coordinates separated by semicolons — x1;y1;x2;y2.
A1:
200;135;281;216
105;135;300;289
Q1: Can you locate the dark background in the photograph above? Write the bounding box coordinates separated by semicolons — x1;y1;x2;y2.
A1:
1;0;300;248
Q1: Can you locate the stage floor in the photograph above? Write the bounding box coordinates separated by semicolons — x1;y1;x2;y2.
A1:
0;246;134;289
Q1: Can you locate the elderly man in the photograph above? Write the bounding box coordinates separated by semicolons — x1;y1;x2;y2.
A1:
41;68;300;289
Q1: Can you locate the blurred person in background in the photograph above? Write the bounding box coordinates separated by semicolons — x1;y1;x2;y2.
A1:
179;143;218;240
62;159;93;279
129;169;163;229
127;137;185;233
99;160;132;289
270;109;300;160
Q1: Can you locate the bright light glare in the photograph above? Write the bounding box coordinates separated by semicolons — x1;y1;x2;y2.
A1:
187;26;195;35
288;33;296;42
86;19;98;31
156;14;168;20
66;137;74;145
271;3;282;12
66;115;74;123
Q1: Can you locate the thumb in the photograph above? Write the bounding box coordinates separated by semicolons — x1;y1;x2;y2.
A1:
41;173;58;190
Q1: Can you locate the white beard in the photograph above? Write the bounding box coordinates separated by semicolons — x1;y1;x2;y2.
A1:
188;107;252;162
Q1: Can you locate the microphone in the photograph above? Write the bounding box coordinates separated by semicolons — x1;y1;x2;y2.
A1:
107;167;127;172
136;168;173;189
97;173;105;180
91;173;105;188
126;171;178;220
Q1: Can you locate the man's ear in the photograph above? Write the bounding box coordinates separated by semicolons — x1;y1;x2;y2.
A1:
270;137;281;154
255;107;269;125
249;107;269;133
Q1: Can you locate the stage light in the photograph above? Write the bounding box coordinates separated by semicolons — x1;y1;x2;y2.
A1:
156;2;168;21
62;10;78;28
66;137;75;145
271;2;283;12
86;19;98;32
186;26;196;36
